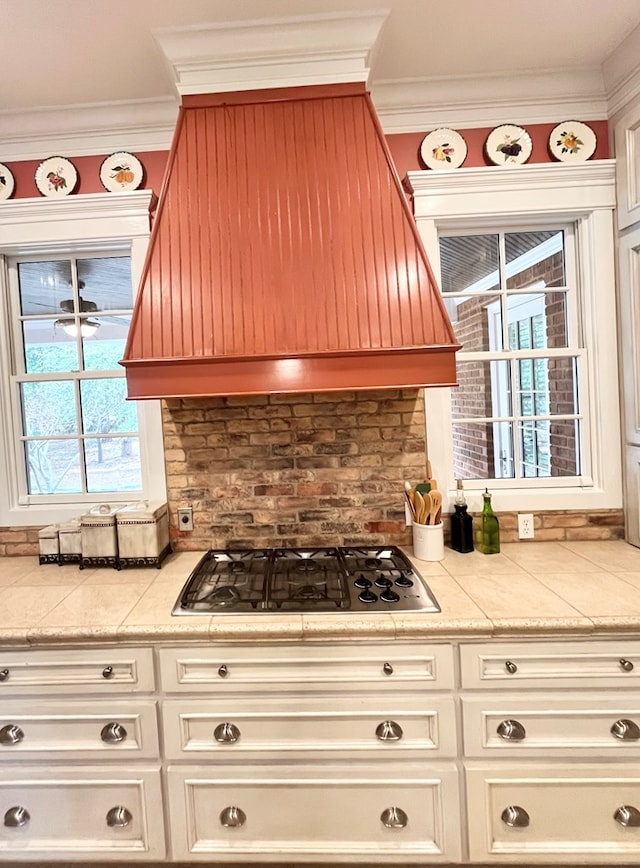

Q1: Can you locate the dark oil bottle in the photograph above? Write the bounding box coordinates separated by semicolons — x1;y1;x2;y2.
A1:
479;488;500;554
450;480;474;553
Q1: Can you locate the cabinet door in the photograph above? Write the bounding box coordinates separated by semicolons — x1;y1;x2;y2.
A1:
0;700;159;761
460;640;640;690
159;642;455;693
466;762;640;862
615;105;640;231
0;765;165;860
617;226;640;446
163;694;457;760
167;762;461;862
0;647;155;695
462;695;640;758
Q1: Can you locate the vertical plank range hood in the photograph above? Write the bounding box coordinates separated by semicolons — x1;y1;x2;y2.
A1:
121;12;460;399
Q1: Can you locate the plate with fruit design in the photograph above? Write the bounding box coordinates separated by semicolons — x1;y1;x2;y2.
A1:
549;121;597;162
0;163;15;200
35;156;78;197
99;152;144;192
420;128;468;170
485;124;532;166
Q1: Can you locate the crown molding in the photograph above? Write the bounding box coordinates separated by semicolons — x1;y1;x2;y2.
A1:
153;10;388;95
603;21;640;118
0;98;178;162
372;67;608;133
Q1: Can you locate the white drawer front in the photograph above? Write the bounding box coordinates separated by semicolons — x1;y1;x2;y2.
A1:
0;647;155;694
159;642;454;693
167;763;461;862
462;695;640;758
466;762;640;862
0;765;165;860
0;700;159;761
163;695;457;760
460;640;640;690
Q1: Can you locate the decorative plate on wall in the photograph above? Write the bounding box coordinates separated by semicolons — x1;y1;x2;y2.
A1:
549;121;597;162
485;124;532;165
420;128;468;170
34;156;78;197
99;152;144;192
0;163;15;200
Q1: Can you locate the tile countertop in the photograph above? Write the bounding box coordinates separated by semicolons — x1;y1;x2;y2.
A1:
2;540;640;646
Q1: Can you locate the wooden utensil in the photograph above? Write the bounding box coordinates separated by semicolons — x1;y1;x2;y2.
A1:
403;484;417;521
428;490;442;525
413;490;426;525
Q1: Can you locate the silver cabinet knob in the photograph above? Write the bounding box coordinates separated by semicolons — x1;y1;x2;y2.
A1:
504;660;518;674
620;658;635;673
0;669;8;682
380;807;408;829
101;722;128;744
0;725;24;746
218;664;228;678
102;666;114;679
106;806;132;828
614;805;640;827
4;806;30;828
497;719;527;741
383;662;394;676
501;806;530;828
376;720;404;741
214;722;240;743
611;718;640;741
220;806;246;828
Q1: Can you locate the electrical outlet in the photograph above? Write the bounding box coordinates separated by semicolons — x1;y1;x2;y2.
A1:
518;513;535;539
177;506;194;532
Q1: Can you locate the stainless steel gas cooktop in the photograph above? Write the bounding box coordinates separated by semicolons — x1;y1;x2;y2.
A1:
172;546;440;615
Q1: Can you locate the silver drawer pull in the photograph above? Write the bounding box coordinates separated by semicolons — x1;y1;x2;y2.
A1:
383;662;394;676
0;725;24;746
620;658;635;673
106;806;132;828
380;807;408;829
504;660;518;674
220;806;246;828
376;720;404;741
214;722;240;743
4;807;30;828
218;664;228;678
101;722;128;744
611;718;640;741
0;669;8;682
497;719;527;741
102;666;114;679
614;805;640;827
501;805;530;828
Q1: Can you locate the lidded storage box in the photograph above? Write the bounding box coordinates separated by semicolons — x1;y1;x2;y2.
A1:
38;524;59;565
58;519;82;565
115;500;171;568
80;504;119;569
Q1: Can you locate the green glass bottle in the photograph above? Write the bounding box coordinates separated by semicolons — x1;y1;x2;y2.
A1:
479;488;500;554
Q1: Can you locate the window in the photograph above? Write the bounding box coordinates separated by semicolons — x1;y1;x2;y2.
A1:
0;192;166;526
407;162;622;512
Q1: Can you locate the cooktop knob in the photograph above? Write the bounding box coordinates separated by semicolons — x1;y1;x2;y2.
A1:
354;575;372;589
358;590;378;604
395;573;414;588
374;576;392;588
380;589;400;603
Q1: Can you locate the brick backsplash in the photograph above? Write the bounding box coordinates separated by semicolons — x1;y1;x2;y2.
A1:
0;388;626;555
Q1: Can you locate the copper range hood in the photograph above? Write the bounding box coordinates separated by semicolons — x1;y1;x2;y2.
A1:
121;16;460;399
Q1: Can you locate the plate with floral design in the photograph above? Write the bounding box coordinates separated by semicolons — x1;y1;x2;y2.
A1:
0;163;15;200
420;128;468;170
99;152;144;192
35;156;78;197
549;121;597;162
485;124;532;165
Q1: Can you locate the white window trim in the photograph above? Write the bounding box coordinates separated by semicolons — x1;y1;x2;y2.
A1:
0;191;166;527
406;160;622;513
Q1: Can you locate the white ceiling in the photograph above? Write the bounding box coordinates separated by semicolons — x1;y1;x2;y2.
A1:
3;0;640;113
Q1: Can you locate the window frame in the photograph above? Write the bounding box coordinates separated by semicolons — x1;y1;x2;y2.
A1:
406;161;622;513
0;191;166;527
